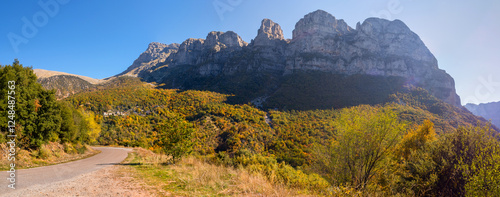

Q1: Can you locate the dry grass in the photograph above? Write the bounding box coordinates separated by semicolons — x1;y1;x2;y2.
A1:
0;142;99;170
127;148;316;196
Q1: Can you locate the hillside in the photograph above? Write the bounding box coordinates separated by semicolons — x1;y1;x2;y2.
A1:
63;76;500;195
34;69;103;84
34;69;104;99
65;76;495;161
465;101;500;128
119;10;461;110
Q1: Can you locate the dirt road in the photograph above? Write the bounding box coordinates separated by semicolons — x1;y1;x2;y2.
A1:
1;147;132;195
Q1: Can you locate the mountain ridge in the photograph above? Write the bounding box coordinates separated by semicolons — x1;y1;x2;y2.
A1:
465;101;500;128
34;69;103;84
118;9;461;109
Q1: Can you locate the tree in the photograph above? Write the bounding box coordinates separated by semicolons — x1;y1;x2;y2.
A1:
330;105;406;189
391;120;439;196
58;102;77;143
454;124;500;197
157;113;194;164
79;110;101;144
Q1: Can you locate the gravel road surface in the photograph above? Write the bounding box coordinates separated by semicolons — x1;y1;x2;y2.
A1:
1;147;132;196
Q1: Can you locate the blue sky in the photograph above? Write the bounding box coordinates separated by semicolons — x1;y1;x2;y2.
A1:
1;0;499;105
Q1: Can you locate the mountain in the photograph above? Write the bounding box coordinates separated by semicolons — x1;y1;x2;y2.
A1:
117;42;180;77
34;69;103;99
465;101;500;128
34;69;102;84
119;10;461;110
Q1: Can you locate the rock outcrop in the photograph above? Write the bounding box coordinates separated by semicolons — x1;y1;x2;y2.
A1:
204;31;247;49
172;38;204;66
120;42;179;77
120;9;461;107
253;19;285;46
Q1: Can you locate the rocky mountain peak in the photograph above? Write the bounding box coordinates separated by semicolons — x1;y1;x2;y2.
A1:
253;19;285;46
358;18;411;35
121;10;462;107
292;9;353;40
146;42;166;53
119;42;179;77
204;31;248;49
143;42;179;60
355;17;438;65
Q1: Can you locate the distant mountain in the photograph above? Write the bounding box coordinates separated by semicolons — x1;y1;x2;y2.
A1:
119;9;461;110
34;69;103;99
465;101;500;128
34;69;102;84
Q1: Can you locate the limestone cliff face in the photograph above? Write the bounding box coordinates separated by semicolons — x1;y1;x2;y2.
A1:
284;10;460;106
120;9;461;107
172;38;204;66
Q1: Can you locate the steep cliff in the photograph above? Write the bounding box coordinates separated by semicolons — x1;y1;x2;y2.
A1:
120;10;461;109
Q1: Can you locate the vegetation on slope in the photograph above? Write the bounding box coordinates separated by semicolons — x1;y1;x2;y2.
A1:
0;60;98;148
63;74;500;195
37;75;94;99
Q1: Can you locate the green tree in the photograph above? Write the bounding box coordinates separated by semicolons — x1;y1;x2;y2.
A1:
36;90;62;142
157;114;194;164
58;102;77;143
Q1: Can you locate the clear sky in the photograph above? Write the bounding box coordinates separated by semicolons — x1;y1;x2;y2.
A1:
1;0;499;105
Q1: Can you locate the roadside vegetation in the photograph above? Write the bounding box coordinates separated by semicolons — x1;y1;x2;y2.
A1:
0;60;100;169
0;142;98;170
124;148;325;196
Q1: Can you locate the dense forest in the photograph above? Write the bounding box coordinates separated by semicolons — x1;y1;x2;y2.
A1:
2;61;500;196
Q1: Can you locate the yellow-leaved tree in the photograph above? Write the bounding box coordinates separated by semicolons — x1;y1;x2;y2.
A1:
330;104;407;190
80;110;101;144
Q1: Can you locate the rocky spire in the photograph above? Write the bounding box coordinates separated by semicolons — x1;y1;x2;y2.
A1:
253;19;284;46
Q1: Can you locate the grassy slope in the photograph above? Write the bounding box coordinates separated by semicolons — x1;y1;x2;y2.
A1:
123;148;320;196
